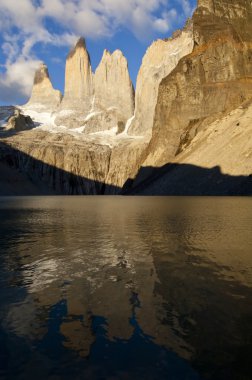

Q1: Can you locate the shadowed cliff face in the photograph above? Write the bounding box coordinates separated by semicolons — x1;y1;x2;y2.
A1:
143;0;252;167
0;131;148;195
0;137;251;195
123;164;252;196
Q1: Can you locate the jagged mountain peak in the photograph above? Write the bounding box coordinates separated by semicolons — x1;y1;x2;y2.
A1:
24;63;62;111
75;36;86;48
112;49;124;58
94;46;134;123
102;49;111;56
100;49;125;61
67;36;88;60
33;62;50;85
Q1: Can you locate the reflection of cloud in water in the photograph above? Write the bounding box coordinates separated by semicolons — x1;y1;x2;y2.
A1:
1;197;252;379
22;257;60;292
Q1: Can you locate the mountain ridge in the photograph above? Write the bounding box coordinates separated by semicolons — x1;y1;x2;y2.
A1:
0;0;251;195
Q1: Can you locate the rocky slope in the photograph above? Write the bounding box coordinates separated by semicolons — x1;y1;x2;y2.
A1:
129;100;252;195
0;0;252;195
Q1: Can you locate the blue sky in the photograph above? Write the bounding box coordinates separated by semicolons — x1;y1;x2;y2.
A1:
0;0;196;105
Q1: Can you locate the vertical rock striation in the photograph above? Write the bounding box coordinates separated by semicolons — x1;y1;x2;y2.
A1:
83;49;135;134
63;37;93;110
142;0;252;167
94;49;134;123
55;38;94;127
25;63;62;111
128;22;194;137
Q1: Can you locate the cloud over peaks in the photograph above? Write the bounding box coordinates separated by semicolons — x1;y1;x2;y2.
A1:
0;0;196;103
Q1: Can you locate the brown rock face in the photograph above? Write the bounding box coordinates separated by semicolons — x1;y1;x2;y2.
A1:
129;100;252;195
25;63;62;111
198;0;251;21
144;0;252;167
94;49;134;124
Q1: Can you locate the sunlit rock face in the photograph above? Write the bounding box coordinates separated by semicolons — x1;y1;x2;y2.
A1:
198;0;251;19
1;0;252;195
94;49;134;125
55;42;134;133
24;63;62;111
128;22;194;137
62;37;94;111
80;49;135;134
130;101;252;195
55;38;94;128
143;0;252;167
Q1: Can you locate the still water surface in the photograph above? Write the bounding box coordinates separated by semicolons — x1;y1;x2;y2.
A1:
0;197;252;380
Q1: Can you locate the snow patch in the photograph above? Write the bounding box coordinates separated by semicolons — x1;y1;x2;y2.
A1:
39;125;68;134
122;115;135;135
71;126;86;133
20;108;56;127
84;111;102;122
55;109;75;117
90;127;118;137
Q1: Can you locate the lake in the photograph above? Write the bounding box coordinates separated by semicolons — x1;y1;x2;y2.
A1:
0;197;252;380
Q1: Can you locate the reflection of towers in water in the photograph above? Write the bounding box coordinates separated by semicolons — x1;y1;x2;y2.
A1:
2;198;192;358
3;197;252;370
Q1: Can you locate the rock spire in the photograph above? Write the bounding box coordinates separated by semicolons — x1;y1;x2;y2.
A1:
25;63;62;110
60;37;94;113
94;49;134;123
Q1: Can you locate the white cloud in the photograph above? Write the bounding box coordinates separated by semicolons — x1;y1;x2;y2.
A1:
0;58;41;104
0;0;195;104
0;0;189;54
181;0;194;16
